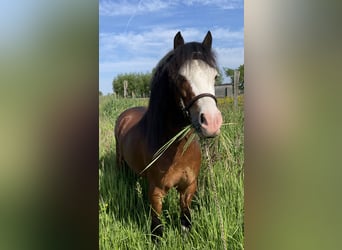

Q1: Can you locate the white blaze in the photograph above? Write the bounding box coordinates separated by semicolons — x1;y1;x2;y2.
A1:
179;59;217;112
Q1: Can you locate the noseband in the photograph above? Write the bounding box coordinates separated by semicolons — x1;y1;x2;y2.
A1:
180;93;217;119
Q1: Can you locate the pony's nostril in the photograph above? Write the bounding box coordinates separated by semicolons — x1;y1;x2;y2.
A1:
200;113;206;124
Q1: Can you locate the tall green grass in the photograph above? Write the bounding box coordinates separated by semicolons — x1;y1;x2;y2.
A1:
99;95;244;249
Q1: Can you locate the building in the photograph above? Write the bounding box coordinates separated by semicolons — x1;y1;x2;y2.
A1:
215;83;244;98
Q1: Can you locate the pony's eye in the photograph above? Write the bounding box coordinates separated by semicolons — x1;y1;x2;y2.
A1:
215;74;219;80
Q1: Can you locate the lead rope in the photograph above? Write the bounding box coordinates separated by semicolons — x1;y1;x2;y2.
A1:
204;141;227;250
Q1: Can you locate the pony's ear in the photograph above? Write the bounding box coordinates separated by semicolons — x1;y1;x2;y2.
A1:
202;31;212;49
174;31;184;49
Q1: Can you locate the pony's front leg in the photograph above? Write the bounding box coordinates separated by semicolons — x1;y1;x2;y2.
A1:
179;180;197;232
149;184;165;242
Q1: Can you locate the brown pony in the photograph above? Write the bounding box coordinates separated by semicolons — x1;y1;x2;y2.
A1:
114;31;222;241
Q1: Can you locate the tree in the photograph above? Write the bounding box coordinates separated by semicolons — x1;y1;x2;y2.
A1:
113;72;152;97
223;64;244;90
215;67;224;85
99;90;103;96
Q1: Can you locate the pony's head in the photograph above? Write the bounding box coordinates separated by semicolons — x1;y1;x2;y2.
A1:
173;31;223;137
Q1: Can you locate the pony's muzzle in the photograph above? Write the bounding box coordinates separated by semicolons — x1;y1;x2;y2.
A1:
199;110;222;137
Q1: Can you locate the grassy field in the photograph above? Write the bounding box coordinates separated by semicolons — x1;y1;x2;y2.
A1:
99;95;244;249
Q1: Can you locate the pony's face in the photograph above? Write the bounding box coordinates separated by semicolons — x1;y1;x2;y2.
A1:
179;59;223;137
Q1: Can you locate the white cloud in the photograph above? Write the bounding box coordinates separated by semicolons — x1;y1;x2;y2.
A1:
100;58;158;74
99;27;243;57
99;0;171;16
99;27;244;69
99;0;243;16
211;27;244;42
215;47;244;69
99;27;214;62
182;0;243;9
99;29;175;65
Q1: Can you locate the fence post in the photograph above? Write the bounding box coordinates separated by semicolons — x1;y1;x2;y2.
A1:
123;80;128;98
234;70;240;109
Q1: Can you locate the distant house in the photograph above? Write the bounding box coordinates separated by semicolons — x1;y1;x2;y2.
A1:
215;83;233;97
215;83;244;97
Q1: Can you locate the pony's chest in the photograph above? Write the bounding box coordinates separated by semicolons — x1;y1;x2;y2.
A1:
161;153;201;190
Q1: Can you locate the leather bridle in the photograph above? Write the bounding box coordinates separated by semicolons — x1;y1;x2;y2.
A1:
180;93;217;119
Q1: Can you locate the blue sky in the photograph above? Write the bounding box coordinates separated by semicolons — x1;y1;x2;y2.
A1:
99;0;244;94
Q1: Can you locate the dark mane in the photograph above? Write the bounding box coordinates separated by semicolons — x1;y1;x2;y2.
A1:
140;41;217;151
